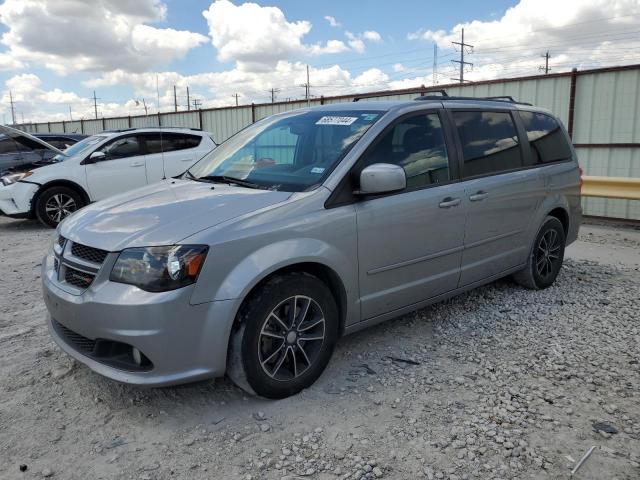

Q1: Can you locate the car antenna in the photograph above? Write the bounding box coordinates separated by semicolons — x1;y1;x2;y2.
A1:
156;75;167;180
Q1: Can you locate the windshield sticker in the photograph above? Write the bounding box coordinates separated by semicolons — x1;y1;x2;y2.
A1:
316;116;358;126
310;167;325;174
361;113;379;121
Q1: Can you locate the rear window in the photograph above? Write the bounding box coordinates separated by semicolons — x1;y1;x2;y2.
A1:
453;111;523;177
519;111;572;164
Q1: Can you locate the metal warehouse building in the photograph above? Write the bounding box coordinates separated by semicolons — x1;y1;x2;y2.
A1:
16;64;640;220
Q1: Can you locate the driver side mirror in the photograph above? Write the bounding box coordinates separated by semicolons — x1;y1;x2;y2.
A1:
86;151;106;164
357;163;406;195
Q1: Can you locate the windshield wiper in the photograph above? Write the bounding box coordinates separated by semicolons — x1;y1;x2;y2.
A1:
197;175;264;189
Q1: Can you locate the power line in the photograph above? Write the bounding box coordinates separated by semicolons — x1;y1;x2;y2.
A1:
451;28;473;83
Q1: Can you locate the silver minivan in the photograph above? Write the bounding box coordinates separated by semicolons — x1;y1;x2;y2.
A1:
43;96;581;398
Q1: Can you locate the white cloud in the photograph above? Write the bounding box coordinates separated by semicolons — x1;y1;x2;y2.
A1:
324;15;340;28
202;0;359;69
392;63;405;73
362;31;382;42
0;52;23;71
409;0;640;80
0;0;207;75
345;32;365;54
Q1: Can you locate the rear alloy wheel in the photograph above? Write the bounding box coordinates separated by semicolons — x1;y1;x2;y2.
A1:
35;186;84;228
513;216;566;289
227;273;338;399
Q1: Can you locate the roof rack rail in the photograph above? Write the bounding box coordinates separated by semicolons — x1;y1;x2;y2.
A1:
103;126;203;133
414;93;532;106
352;88;448;102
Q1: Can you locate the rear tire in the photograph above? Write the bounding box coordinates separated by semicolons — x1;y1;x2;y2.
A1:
35;186;84;228
227;272;339;399
513;216;566;290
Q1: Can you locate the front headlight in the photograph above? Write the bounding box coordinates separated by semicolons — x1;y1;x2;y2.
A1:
1;171;32;186
110;245;208;292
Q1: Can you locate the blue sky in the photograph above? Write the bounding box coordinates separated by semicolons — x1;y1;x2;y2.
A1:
0;0;638;122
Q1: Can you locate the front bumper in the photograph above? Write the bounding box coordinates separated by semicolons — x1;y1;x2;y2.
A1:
42;254;238;386
0;181;38;216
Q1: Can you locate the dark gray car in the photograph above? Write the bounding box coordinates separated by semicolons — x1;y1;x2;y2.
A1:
42;96;581;398
0;132;86;174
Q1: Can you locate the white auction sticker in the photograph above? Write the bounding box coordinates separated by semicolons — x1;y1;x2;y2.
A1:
316;116;358;126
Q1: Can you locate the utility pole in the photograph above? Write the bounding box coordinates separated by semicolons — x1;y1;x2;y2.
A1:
451;28;473;84
20;112;24;124
68;105;73;121
433;44;438;85
186;86;191;111
173;85;178;112
539;51;551;74
92;90;99;119
192;99;202;110
142;99;148;116
9;90;16;125
300;65;311;106
268;88;280;103
306;65;310;106
232;93;240;106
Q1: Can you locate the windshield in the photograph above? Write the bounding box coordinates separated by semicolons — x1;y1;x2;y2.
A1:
187;110;383;192
52;135;106;162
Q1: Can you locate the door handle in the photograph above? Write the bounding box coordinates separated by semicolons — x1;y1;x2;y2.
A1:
130;161;144;167
439;197;461;208
469;191;489;202
180;158;193;162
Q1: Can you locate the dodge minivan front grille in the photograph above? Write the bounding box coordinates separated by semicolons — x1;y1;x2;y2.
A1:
71;243;109;264
64;267;95;290
52;238;110;292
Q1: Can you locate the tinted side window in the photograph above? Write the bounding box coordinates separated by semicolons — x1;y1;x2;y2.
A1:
519;111;572;164
162;133;201;152
143;134;163;154
453;111;523;177
362;113;450;189
102;135;140;159
143;133;201;154
0;138;25;154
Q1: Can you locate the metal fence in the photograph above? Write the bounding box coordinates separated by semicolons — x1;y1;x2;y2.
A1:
14;64;640;220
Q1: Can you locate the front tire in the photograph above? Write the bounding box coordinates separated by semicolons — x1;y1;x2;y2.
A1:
35;186;84;228
227;273;339;399
513;216;566;289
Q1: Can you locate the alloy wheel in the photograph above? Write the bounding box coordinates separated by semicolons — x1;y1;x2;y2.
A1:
258;295;325;381
45;193;77;224
536;228;561;279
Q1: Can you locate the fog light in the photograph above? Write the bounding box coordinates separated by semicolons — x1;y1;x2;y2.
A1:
132;347;142;366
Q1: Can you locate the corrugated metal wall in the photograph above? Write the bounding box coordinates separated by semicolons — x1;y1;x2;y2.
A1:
13;65;640;220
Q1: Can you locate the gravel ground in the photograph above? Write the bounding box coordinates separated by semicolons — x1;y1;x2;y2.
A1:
0;216;639;480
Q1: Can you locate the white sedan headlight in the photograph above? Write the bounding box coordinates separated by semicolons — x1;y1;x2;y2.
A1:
1;171;32;186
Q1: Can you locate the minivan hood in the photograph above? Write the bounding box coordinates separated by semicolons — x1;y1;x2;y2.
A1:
60;179;292;251
0;125;66;156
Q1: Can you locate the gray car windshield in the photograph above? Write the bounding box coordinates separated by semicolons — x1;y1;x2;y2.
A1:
188;110;384;192
52;135;105;162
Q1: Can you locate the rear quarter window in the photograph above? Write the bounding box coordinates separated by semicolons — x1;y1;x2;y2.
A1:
519;111;572;164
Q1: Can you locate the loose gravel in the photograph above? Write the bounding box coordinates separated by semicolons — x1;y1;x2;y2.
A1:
0;216;638;480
